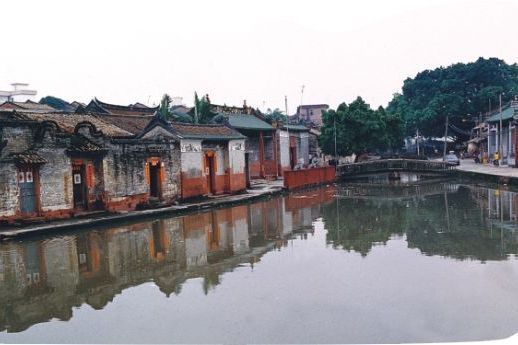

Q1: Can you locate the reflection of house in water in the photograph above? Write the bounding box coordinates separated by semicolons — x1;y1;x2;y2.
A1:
0;189;333;332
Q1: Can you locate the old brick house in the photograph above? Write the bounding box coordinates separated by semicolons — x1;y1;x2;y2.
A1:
173;122;247;198
86;98;249;197
276;124;310;172
140;117;247;198
211;102;278;179
0;110;181;223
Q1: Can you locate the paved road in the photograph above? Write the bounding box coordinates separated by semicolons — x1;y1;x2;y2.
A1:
457;158;518;177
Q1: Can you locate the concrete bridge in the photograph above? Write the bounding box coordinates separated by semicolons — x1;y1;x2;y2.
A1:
337;159;456;178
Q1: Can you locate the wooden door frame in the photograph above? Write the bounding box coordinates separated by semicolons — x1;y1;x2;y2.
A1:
17;164;42;217
146;157;163;199
72;162;89;210
204;151;217;195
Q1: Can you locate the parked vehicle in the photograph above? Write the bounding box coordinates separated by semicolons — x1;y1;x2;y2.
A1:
444;153;460;165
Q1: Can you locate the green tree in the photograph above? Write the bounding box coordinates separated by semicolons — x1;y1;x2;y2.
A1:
320;97;399;156
191;92;217;124
387;57;518;137
264;108;288;123
158;94;172;119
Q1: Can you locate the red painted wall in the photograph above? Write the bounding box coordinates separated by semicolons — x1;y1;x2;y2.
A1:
283;166;336;190
181;174;208;199
229;172;246;192
105;193;149;212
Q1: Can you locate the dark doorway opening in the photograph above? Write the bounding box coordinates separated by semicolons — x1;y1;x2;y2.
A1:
290;146;297;170
149;162;161;198
205;153;216;195
244;152;251;188
73;164;88;210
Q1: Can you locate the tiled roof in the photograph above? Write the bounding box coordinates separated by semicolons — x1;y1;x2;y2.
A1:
68;135;106;153
87;98;158;116
226;114;274;131
172;122;245;140
8;151;47;164
0;101;57;112
282;124;309;132
100;114;154;135
171;105;191;115
12;112;133;137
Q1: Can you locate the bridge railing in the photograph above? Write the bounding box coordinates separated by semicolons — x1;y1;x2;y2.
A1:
337;159;456;176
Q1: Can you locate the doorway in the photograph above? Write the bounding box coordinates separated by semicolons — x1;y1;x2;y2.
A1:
18;166;39;216
204;152;216;195
244;152;251;188
289;146;297;170
148;159;162;199
72;164;88;210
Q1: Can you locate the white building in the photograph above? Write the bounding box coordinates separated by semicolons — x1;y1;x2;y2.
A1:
0;83;37;103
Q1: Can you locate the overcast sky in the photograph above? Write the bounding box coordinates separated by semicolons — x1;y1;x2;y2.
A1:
1;0;517;112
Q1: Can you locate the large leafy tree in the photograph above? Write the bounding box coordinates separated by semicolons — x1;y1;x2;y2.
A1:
320;97;400;156
387;57;518;137
264;108;288;123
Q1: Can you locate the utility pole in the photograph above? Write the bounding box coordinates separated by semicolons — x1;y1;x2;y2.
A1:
443;115;449;159
499;93;503;163
285;95;291;169
416;128;420;156
334;113;338;164
300;85;305;109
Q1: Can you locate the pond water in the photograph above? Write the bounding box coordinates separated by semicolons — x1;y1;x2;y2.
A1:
1;178;518;344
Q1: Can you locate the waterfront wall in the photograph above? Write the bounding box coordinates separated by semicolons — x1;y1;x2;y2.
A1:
283;166;336;190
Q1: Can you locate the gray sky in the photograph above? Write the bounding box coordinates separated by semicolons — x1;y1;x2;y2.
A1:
1;0;517;112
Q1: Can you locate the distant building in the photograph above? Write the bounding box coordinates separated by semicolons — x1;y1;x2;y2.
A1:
85;98;158;116
486;101;518;166
0;83;37;103
295;104;329;127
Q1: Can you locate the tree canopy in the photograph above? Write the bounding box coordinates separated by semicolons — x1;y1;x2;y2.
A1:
158;94;172;119
319;97;404;156
264;108;288;123
190;92;218;124
387;57;518;137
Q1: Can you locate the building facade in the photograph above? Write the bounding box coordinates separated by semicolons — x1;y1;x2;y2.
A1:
295;104;329;127
486;102;518;166
0;110;182;223
277;124;310;172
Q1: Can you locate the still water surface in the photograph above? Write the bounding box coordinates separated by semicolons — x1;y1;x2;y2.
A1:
1;179;518;343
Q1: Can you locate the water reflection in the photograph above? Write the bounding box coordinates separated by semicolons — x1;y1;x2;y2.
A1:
0;189;334;333
326;181;518;260
1;180;518;338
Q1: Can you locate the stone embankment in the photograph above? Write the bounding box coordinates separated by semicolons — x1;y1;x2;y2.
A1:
0;179;285;240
